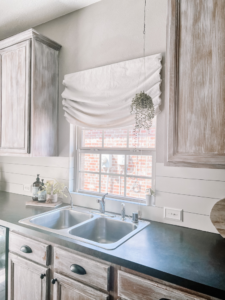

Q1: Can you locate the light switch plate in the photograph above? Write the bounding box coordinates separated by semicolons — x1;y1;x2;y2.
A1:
24;184;31;192
164;207;183;221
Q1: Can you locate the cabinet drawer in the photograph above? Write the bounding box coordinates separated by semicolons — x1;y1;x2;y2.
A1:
9;232;51;266
118;271;206;300
54;247;110;291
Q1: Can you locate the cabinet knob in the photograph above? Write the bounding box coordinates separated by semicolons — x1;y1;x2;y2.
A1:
70;264;86;275
40;274;46;280
20;245;32;253
160;299;171;300
51;278;57;284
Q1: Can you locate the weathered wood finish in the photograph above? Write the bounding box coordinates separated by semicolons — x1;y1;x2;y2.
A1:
210;198;225;238
31;39;58;156
8;252;49;300
53;272;109;300
166;0;225;168
0;28;61;51
118;271;207;300
0;40;31;154
9;232;51;266
0;28;61;156
54;247;110;291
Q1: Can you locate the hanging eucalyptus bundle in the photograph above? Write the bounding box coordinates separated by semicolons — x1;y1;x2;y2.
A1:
131;91;155;133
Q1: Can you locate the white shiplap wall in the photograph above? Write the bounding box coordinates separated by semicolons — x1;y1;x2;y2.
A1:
0;157;222;234
0;157;73;196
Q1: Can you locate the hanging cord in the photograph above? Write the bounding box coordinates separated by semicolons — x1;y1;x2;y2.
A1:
133;0;147;149
132;0;147;196
143;0;146;75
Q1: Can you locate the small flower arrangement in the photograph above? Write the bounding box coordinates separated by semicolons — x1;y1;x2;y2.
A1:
146;188;155;196
45;180;67;203
145;188;155;206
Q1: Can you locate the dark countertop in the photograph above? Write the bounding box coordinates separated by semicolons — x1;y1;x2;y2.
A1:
0;191;225;299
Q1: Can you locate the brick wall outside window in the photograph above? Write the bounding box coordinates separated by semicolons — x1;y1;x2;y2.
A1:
78;119;156;202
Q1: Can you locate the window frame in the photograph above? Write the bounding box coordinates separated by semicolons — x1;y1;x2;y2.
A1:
73;125;156;204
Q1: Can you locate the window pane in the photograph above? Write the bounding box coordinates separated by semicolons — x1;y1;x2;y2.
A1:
101;175;124;196
127;155;152;177
126;177;151;199
104;129;127;148
80;153;99;172
82;130;102;147
79;173;99;192
129;117;156;148
101;154;125;174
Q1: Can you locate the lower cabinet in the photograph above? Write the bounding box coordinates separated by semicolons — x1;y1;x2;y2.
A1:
51;272;109;300
8;253;49;300
118;271;207;300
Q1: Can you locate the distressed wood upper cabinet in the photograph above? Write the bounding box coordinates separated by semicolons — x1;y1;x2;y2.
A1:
0;29;61;156
166;0;225;168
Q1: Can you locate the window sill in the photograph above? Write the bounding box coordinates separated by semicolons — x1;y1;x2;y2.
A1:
71;191;149;206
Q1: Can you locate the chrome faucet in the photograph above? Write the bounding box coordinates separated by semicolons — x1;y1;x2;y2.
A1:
121;203;126;220
64;186;73;210
97;193;108;214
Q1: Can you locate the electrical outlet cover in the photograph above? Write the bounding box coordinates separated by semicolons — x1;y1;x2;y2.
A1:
24;184;31;192
164;207;183;221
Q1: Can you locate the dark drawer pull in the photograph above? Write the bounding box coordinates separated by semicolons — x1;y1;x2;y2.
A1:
20;245;32;253
40;274;46;280
51;278;57;284
70;264;86;275
160;298;171;300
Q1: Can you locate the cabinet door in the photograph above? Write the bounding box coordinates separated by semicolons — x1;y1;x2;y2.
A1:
8;253;49;300
166;0;225;168
0;40;31;154
52;272;108;300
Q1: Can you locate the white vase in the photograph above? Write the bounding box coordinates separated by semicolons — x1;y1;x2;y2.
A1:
146;194;155;206
47;194;58;203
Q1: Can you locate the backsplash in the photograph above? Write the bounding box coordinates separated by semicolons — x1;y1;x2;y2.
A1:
0;157;72;196
0;156;222;234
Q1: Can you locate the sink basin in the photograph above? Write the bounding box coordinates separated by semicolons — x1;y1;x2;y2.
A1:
69;217;137;244
19;206;150;249
29;208;93;230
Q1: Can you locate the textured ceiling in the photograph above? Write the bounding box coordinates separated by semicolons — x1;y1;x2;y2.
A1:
0;0;101;40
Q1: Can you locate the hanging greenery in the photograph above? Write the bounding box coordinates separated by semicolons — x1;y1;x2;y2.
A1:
131;91;155;132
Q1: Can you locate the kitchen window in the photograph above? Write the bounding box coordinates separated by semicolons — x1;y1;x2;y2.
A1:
74;118;156;204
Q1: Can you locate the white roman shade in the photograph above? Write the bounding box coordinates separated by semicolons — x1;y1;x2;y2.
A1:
62;53;162;129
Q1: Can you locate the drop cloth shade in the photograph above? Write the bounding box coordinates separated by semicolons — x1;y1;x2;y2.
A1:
62;53;162;129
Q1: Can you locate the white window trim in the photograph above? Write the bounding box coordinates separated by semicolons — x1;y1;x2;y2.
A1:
69;124;156;205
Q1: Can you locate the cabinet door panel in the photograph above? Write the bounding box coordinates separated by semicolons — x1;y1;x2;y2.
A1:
53;272;108;300
166;0;225;168
8;253;48;300
0;40;30;153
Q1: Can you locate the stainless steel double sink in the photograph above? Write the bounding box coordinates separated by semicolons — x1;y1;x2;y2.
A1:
19;207;149;250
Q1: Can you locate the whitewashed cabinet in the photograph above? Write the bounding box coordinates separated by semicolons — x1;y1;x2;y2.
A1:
52;273;108;300
0;29;61;156
8;253;49;300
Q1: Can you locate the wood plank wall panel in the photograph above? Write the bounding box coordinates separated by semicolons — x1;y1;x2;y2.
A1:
0;157;72;201
166;0;225;168
0;156;221;233
154;163;225;233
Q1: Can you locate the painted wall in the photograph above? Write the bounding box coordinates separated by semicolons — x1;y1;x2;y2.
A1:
34;0;167;157
0;0;224;233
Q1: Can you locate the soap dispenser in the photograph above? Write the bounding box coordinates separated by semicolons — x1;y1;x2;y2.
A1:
38;179;46;202
32;174;41;201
